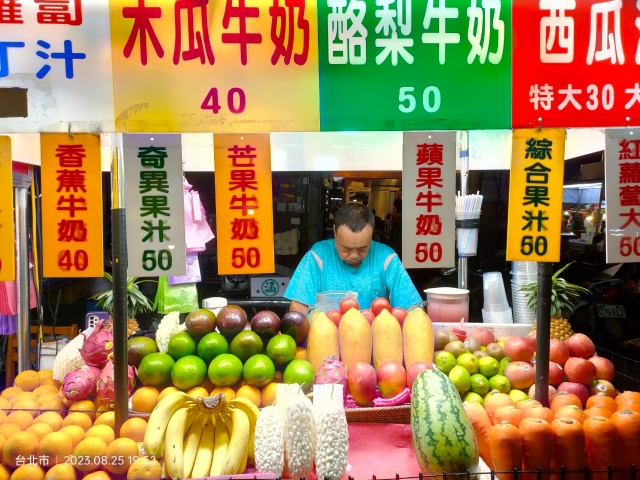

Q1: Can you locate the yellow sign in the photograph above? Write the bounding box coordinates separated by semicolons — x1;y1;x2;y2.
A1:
109;0;319;133
214;133;275;274
41;134;104;278
0;137;15;282
507;129;566;262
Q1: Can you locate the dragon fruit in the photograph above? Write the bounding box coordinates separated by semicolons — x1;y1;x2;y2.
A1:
96;359;135;404
62;365;101;401
314;356;347;397
79;319;113;367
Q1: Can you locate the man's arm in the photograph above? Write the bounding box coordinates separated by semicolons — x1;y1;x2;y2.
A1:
289;300;308;313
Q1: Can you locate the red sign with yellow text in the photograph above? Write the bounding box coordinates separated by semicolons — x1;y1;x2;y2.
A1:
41;134;104;278
513;0;640;128
214;134;274;274
0;137;15;282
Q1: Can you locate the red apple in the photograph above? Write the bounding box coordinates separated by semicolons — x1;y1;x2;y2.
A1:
549;339;570;366
528;384;557;399
407;362;430;392
326;310;342;327
390;307;408;325
347;362;378;406
587;356;615;381
360;309;375;324
538;360;565;386
504;361;535;390
376;361;407;398
564;333;596;359
564;357;597;384
470;328;495;347
588;379;616;398
504;336;534;362
557;382;590;408
526;331;537;349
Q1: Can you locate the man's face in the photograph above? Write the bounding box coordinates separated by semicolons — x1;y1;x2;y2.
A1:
334;224;373;267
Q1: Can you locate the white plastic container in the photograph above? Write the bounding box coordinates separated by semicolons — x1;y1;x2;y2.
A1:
202;297;228;316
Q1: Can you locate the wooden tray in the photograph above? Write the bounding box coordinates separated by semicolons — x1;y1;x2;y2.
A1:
344;404;410;424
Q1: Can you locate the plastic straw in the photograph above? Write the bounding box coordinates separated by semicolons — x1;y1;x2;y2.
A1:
455;194;484;256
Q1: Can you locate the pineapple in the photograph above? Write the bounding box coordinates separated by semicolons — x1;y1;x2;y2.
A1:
519;262;590;340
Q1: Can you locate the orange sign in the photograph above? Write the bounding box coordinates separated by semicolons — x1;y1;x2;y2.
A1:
214;134;274;274
0;137;15;282
41;134;104;278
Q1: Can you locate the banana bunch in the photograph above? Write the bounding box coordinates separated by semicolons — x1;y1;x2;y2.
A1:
143;391;259;480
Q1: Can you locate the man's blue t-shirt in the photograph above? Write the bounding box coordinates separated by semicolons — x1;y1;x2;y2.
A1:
284;239;422;310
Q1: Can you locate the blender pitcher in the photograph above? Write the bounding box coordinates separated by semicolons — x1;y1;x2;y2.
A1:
422;287;469;323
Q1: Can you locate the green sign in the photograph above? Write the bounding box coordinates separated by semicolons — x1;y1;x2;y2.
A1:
317;0;512;131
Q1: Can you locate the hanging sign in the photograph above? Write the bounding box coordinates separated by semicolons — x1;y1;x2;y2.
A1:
402;131;456;269
123;134;187;277
317;0;512;131
513;0;640;128
0;0;115;132
214;133;275;274
506;129;566;262
0;136;15;281
604;128;640;263
109;0;319;133
41;133;103;277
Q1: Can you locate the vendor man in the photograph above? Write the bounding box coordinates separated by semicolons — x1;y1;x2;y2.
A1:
284;204;422;313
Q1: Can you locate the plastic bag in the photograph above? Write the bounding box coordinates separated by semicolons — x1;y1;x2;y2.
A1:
154;276;199;314
168;253;201;285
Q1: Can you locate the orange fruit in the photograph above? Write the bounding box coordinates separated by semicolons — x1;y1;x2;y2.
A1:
186;387;209;398
0;423;21;439
0;410;6;424
3;431;39;467
260;382;278;407
93;411;115;429
157;386;179;404
119;417;147;443
71;437;107;472
127;456;162;480
235;385;261;407
82;472;111;480
69;400;97;421
61;412;92;432
1;386;23;401
14;371;41;392
25;423;53;441
37;431;73;466
10;392;37;406
95;403;111;419
131;387;159;413
40;378;61;389
36;392;60;404
104;437;138;474
37;370;53;381
295;347;307;360
43;463;78;480
58;425;85;450
199;377;215;392
33;385;58;397
211;387;235;402
56;390;73;408
0;397;13;411
38;398;66;414
13;399;41;417
85;424;114;445
33;412;63;432
9;464;44;480
0;464;10;480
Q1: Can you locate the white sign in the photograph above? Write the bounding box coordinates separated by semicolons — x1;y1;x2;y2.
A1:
402;131;456;268
123;134;186;276
604;128;640;263
0;0;114;132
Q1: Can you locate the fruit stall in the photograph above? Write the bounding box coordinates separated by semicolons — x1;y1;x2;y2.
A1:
0;292;638;480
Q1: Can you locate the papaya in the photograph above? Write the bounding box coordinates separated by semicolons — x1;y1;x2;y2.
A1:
372;309;403;369
403;308;434;369
306;312;339;372
339;308;373;370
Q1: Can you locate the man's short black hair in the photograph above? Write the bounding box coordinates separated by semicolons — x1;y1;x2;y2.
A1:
334;204;375;232
393;197;402;214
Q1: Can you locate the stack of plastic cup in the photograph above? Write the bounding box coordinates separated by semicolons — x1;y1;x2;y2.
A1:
482;272;513;323
511;262;537;324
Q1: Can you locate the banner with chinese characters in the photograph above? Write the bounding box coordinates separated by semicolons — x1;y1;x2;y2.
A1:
41;133;103;277
0;137;15;281
0;0;115;132
604;129;640;263
506;129;566;262
402;131;456;269
513;0;640;128
123;134;187;276
109;0;319;133
214;133;275;274
317;0;512;131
